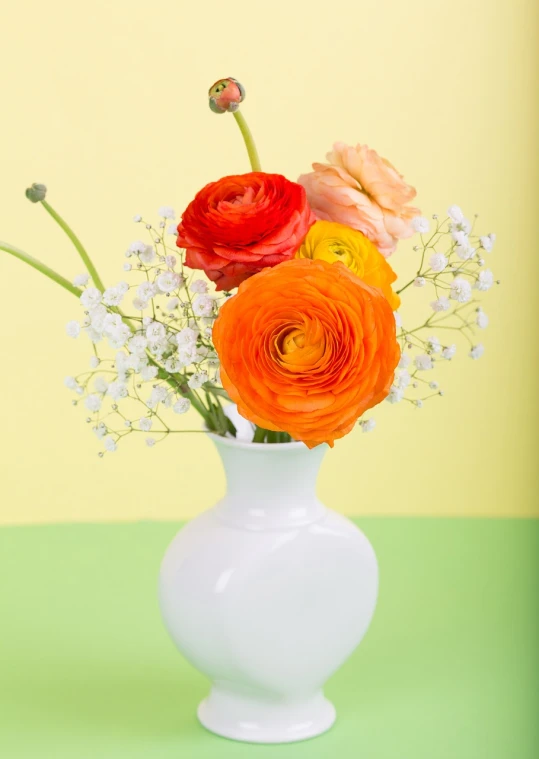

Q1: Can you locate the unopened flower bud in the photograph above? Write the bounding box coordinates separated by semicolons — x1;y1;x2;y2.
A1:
208;77;245;114
25;183;47;203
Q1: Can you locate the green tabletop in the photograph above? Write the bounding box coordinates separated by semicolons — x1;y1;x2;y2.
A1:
0;519;537;758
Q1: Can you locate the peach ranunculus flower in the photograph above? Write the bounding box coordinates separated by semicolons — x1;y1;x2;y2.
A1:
213;258;400;448
298;142;420;257
296;220;400;310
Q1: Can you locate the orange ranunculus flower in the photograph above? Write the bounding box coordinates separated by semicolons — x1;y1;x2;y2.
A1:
212;258;400;448
295;220;401;310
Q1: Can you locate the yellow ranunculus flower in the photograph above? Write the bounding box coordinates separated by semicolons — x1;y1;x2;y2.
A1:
296;220;401;310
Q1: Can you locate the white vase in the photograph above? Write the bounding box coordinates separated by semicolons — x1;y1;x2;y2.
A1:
158;433;378;744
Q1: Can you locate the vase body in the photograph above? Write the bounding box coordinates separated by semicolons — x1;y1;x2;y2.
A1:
158;434;378;744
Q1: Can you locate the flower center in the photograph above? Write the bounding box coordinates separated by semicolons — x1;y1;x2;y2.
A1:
273;322;326;370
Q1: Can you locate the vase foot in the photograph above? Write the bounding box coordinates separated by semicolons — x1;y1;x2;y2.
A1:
197;685;336;744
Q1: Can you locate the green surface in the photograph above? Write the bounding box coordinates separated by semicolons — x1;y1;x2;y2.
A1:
0;519;537;759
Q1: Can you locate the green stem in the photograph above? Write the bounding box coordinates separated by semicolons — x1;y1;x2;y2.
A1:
252;425;267;443
232;110;262;171
0;241;82;297
40;200;106;292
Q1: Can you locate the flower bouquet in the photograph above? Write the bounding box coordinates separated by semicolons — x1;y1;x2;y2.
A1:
1;77;497;744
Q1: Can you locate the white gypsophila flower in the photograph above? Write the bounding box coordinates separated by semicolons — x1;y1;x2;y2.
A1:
123;263;132;272
394;311;402;329
80;287;102;309
126;354;144;372
103;287;124;307
431;297;450;312
476;269;494;291
450;277;472;303
469;344;485;360
476;310;489;329
158;206;176;219
414;277;426;288
415;354;434;371
188;371;209;389
75;386;84;395
64;376;78;390
167;224;178;236
386;386;404;404
204;325;213;339
139;417;152;432
93;422;107;439
451;217;472;235
162;392;174;409
190;279;209;294
176;326;198;346
415;400;424;409
132;297;148;311
192;294;214;318
137;282;157;301
103;435;117;453
66;320;81;338
139;245;155;265
148;337;171;360
89;356;100;369
94;376;109;393
128;335;148;355
412;216;430;234
84;326;103;344
84;394;102;413
116;281;129;295
447;205;464;223
150;386;168;405
145;321;166;342
396;371;411;390
451;229;468;247
455;243;475;261
89;304;108;333
178;343;199;367
129;240;147;255
429;252;448;273
173;398;191;414
427;336;442;353
166;297;180;311
115;351;129;373
157;272;181;293
429;381;439;389
480;234;495;252
165;357;183;373
107;380;128;400
165;255;177;269
133;215;142;223
140;364;158;381
73;273;90;287
442;344;457;360
107;324;131;349
145;436;156;447
398;353;411;369
360;418;376;433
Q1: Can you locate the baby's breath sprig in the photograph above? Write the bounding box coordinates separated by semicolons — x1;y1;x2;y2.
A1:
385;204;497;411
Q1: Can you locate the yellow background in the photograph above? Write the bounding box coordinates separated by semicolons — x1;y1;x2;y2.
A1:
1;0;537;524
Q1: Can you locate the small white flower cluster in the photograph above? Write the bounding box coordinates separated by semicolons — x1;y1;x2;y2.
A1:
387;206;497;410
64;208;230;455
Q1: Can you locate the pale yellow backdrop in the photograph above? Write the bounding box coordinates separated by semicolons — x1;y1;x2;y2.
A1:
0;0;537;524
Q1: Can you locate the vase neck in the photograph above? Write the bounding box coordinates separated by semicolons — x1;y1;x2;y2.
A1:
208;435;328;530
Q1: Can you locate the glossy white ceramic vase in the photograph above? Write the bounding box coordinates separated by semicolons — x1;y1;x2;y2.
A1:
158;433;378;744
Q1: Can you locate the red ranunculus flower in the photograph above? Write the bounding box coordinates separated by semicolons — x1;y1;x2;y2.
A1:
176;172;315;290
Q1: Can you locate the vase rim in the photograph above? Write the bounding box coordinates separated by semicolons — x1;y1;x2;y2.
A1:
206;432;314;452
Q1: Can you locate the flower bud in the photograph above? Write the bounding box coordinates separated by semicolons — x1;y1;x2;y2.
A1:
25;183;47;203
208;78;245;114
